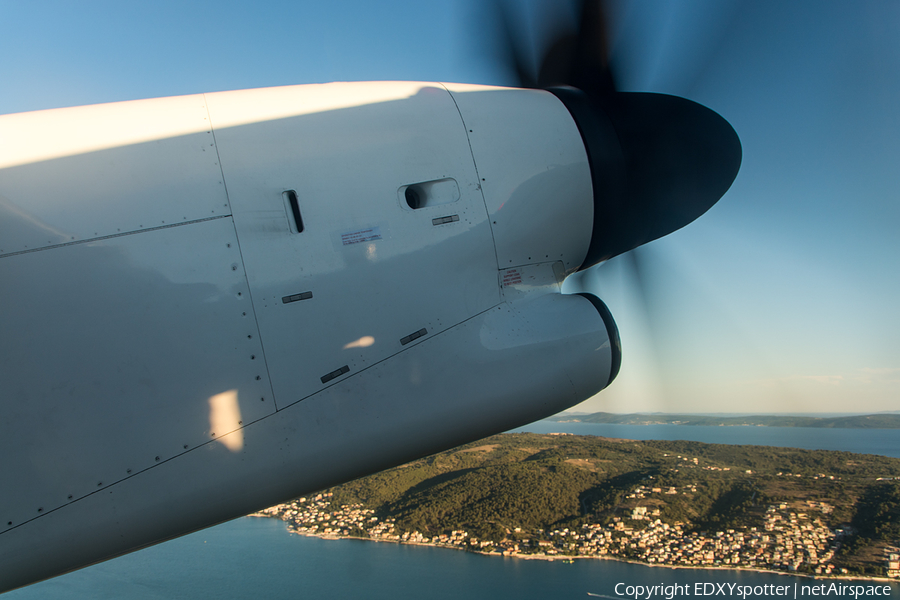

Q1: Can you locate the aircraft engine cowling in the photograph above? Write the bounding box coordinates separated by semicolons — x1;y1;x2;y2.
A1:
0;288;619;592
443;84;595;276
0;81;623;592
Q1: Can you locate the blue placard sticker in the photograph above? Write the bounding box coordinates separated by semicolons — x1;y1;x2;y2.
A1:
340;226;382;246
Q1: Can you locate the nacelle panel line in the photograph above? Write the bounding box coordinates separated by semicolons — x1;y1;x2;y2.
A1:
0;292;616;593
0;81;612;592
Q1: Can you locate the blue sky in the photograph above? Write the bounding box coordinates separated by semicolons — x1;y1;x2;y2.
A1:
2;1;898;415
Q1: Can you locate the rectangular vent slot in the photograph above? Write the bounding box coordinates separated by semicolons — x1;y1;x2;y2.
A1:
400;328;428;345
321;365;350;384
283;190;304;233
282;291;313;304
432;215;460;226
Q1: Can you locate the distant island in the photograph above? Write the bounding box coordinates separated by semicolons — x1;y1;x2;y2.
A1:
254;433;900;579
547;412;900;429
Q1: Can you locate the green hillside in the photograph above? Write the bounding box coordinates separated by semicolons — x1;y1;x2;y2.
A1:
295;434;900;577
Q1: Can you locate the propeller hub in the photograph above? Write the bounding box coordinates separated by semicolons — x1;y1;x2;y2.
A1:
550;87;742;270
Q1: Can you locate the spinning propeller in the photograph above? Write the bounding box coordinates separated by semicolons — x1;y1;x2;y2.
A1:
486;0;742;399
491;0;741;268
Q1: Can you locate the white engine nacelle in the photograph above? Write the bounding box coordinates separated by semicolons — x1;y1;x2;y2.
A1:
0;81;621;591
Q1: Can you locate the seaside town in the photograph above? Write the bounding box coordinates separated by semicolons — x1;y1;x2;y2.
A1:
253;488;900;578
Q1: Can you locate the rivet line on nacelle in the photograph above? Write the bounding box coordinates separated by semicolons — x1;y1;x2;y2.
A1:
15;446;198;527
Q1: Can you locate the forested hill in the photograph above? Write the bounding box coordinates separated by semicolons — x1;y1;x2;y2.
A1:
313;433;900;577
547;412;900;429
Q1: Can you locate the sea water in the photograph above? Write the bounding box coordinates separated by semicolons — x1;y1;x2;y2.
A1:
7;423;900;599
9;518;899;600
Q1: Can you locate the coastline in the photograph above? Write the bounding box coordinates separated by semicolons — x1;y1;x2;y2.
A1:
247;434;900;582
248;514;895;583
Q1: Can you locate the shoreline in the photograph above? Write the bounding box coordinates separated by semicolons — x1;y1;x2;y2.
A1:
246;435;900;583
248;515;895;583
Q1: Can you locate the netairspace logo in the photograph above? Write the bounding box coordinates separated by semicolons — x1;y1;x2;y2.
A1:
602;582;894;600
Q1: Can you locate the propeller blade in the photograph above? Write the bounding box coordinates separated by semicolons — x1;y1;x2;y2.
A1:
487;0;539;89
489;0;617;95
536;0;617;98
